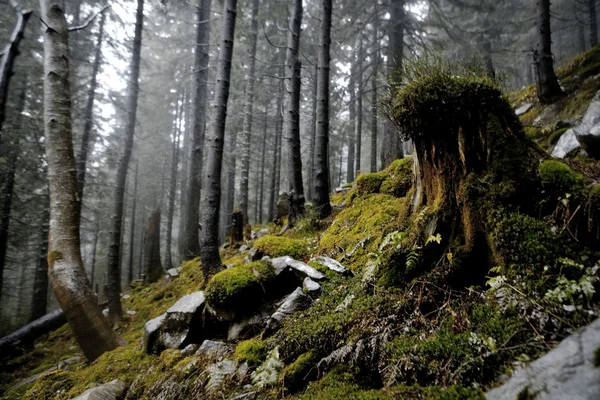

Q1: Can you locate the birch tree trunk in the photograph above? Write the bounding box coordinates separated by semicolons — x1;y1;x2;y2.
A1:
106;0;144;323
199;0;238;277
313;0;332;219
181;0;212;260
239;0;260;225
40;0;119;361
534;0;563;104
283;0;305;222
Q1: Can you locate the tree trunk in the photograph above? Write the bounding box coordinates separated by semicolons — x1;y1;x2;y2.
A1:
181;0;213;260
225;130;237;238
355;34;363;176
534;0;563;104
371;5;380;173
258;106;268;224
91;216;99;287
199;0;238;277
307;64;318;202
268;60;285;222
178;88;191;262
313;0;332;219
143;208;163;283
76;10;105;214
127;161;138;284
381;0;405;167
165;114;181;271
0;1;32;145
40;0;119;361
30;195;50;322
137;215;144;280
346;58;356;183
589;0;598;48
106;0;144;323
231;210;244;244
239;0;260;225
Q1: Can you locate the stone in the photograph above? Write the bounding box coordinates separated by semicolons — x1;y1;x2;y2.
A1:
230;392;257;400
335;294;355;312
312;256;353;276
57;356;82;369
181;343;199;356
143;313;166;353
206;359;237;391
228;310;272;341
196;340;233;358
265;288;312;336
486;317;600;400
122;294;131;300
167;268;179;278
551;128;579;158
302;277;322;298
126;310;136;316
515;103;533;116
161;291;206;349
251;347;283;388
284;257;327;281
239;245;249;253
534;103;562;127
552;90;600;159
70;379;127;400
256;228;270;238
249;247;260;261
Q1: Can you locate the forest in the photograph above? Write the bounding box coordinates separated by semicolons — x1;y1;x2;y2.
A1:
0;0;599;399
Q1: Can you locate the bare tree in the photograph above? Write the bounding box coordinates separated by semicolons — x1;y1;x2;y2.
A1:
534;0;563;104
143;208;163;283
40;0;119;361
127;161;139;284
165;109;181;271
199;0;238;277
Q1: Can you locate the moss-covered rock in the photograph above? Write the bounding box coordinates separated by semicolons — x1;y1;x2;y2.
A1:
234;339;266;366
24;370;74;400
380;157;413;198
253;235;308;259
205;261;275;311
539;160;586;198
356;172;387;195
281;350;317;390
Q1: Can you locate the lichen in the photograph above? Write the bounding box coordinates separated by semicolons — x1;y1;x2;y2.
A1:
253;235;308;259
47;250;63;267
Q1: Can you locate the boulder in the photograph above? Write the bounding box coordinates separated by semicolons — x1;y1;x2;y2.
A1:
551;128;579;158
533;103;562;127
206;359;237;391
515;103;533;116
143;314;166;353
70;380;127;400
486;317;600;400
264;288;312;336
228;309;272;341
180;343;199;356
312;256;353;276
196;340;233;358
271;256;326;281
166;268;179;278
302;277;322;298
161;291;206;349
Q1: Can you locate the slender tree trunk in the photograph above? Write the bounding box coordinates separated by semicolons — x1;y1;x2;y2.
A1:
199;0;238;277
534;0;563;104
40;0;119;361
226;130;237;236
283;0;305;222
106;0;144;323
371;21;379;173
76;10;106;213
165;115;181;271
307;64;318;202
346;58;356;183
143;208;163;283
258;107;267;224
355;34;363;176
579;20;587;53
0;1;32;145
178;88;190;262
91;217;99;287
313;0;332;218
239;0;260;225
127;161;138;284
268;60;285;221
137;215;144;280
589;0;598;47
182;0;212;260
30;195;50;322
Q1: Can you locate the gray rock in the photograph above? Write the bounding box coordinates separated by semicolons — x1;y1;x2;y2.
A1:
265;288;312;335
303;277;322;298
553;89;600;159
228;309;271;341
230;392;257;400
534;103;563;127
515;103;533;116
8;366;58;391
167;268;179;278
70;380;127;400
552;128;579;158
143;313;166;353
57;356;83;369
181;343;199;356
239;245;249;253
196;340;233;358
161;291;206;349
335;294;355;312
486;317;600;400
256;228;270;238
312;256;353;276
206;359;237;391
249;247;261;261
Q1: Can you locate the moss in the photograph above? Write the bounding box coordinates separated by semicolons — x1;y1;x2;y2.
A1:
356;172;387;195
24;370;73;400
205;261;275;309
281;350;317;390
380;157;413;198
47;250;63;267
539;160;586;199
254;235;308;259
548;128;569;145
595;346;600;367
591;185;600;212
234;339;266;366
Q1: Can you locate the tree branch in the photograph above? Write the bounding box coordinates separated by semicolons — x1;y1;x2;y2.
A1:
68;5;110;32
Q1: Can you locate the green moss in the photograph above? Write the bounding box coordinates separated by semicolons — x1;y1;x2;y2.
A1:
548;128;569;145
281;350;317;390
205;261;275;309
24;371;73;400
594;346;600;367
234;339;267;366
380;157;413;198
590;184;600;212
47;250;63;267
356;172;387;195
254;235;308;259
539;160;586;199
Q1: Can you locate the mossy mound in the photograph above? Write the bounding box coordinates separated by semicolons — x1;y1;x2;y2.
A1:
204;261;275;310
253;235;308;259
280;350;317;390
356;172;387;195
234;339;266;366
380;157;413;197
539;160;586;199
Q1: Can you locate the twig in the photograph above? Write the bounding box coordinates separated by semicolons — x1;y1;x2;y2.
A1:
68;5;110;32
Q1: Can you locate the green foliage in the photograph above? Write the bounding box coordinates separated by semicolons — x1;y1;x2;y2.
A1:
281;350;317;389
539;160;586;199
590;184;600;212
380;157;413;198
253;235;308;259
356;172;387;195
205;261;275;309
235;339;267;366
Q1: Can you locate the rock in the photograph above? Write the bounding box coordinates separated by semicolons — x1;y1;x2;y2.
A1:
230;391;257;400
249;247;260;261
251;347;283;388
302;277;322;298
206;359;237;391
57;356;82;369
362;260;379;287
552;90;600;159
486;317;600;400
181;343;199;356
167;268;179;278
70;379;127;400
126;310;136;316
228;309;272;341
265;288;312;336
551;128;580;158
335;294;355;312
261;256;270;262
281;256;327;281
256;228;270;238
160;291;206;349
122;294;131;300
515;103;533;116
312;256;353;276
8;366;58;392
239;245;249;253
143;313;166;353
575;128;600;159
534;103;562;127
196;340;233;358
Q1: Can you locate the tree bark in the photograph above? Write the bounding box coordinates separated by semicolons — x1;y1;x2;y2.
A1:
106;0;144;323
178;88;190;262
534;0;563;104
76;10;106;213
371;26;379;173
239;0;260;225
258;106;267;224
40;0;119;361
307;65;318;203
143;208;163;283
0;1;32;145
589;0;598;48
355;34;363;176
30;195;50;322
268;60;285;222
225;130;237;237
127;161;138;284
91;216;99;287
199;0;238;277
165;112;181;271
346;57;356;184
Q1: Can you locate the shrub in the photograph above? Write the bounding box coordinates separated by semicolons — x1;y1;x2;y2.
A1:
205;261;275;309
235;339;267;366
356;172;387;195
539;160;586;198
253;236;308;259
